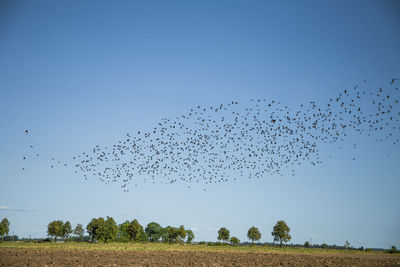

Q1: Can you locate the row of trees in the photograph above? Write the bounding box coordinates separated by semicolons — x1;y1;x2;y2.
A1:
217;220;291;247
47;218;291;245
47;220;84;242
47;218;195;244
0;218;10;240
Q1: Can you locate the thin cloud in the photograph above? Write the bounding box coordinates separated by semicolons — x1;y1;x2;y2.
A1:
191;227;199;231
0;206;37;212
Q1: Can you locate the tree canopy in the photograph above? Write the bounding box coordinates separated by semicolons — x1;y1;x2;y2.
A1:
86;217;118;243
186;230;194;244
62;221;72;239
47;220;64;241
126;219;143;242
0;218;10;240
271;220;291;247
247;226;261;244
217;227;230;243
73;224;84;237
230;236;240;245
145;222;163;242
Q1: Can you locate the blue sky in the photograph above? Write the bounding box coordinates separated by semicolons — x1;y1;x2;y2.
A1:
0;0;399;248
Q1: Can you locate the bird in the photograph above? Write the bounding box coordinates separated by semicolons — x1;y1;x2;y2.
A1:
20;77;400;191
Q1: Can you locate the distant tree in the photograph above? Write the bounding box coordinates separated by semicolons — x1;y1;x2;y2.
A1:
321;243;328;249
186;230;194;244
145;222;163;242
178;225;186;242
0;224;3;241
118;221;130;240
344;240;350;249
0;218;10;241
62;221;72;240
126;219;143;242
217;227;230;243
102;216;118;243
161;226;181;243
247;226;261;244
230;236;240;245
304;241;310;248
47;220;64;242
388;245;399;254
86;217;105;242
271;220;291;247
73;224;84;237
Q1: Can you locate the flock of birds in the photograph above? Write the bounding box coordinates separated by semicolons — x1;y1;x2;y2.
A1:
22;79;400;192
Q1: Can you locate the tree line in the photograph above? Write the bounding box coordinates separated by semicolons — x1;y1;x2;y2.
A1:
47;217;194;244
46;217;291;246
2;217;398;253
216;220;291;247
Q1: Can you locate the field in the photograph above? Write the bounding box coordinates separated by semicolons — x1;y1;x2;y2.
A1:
1;242;399;266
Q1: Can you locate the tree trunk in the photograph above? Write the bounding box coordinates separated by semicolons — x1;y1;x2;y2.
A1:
54;236;57;242
280;239;282;247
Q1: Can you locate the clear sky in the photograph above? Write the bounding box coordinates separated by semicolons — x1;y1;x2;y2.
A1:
0;0;399;249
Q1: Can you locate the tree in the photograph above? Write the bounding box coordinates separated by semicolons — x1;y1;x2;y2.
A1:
47;220;64;242
186;230;194;244
86;217;105;242
126;219;143;242
118;221;130;240
271;220;291;247
178;225;186;242
230;236;240;245
344;240;350;249
217;227;230;243
161;226;181;243
102;216;118;243
247;226;261;244
0;218;10;241
62;221;72;240
73;224;84;237
145;222;163;242
304;241;310;248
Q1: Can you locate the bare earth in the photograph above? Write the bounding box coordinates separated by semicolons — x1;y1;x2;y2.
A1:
1;248;400;267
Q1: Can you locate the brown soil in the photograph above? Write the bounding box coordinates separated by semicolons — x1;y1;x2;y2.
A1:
1;248;399;266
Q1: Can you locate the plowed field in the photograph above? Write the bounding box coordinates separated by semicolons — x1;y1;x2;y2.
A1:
1;247;399;266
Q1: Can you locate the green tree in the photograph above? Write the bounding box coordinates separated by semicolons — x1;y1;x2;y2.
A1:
0;218;10;241
62;221;72;240
304;241;310;248
73;224;84;237
271;220;291;247
247;226;261;244
161;226;181;243
102;216;118;243
230;236;240;245
47;220;64;242
217;227;230;243
145;222;163;242
126;219;143;242
86;217;104;242
186;230;194;244
344;240;350;249
118;221;130;240
178;225;186;242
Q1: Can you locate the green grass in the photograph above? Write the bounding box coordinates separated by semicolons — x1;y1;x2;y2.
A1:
0;241;381;254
